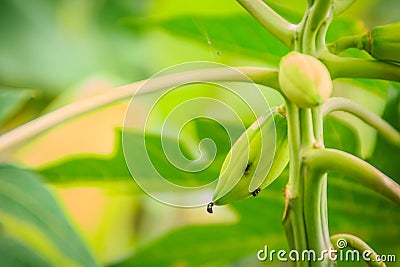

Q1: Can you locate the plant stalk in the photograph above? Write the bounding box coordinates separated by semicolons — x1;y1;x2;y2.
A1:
304;148;400;206
320;52;400;82
300;106;332;266
323;97;400;148
302;0;334;54
282;101;309;267
326;34;364;54
0;67;278;155
236;0;297;48
330;234;387;267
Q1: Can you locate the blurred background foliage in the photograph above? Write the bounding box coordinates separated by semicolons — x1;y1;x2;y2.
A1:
0;0;399;266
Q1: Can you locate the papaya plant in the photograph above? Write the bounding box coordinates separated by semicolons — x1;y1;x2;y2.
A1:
0;0;399;267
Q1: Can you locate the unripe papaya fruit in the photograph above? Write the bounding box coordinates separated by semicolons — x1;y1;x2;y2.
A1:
207;108;288;212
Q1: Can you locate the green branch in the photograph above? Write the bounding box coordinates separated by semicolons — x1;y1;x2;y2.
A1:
236;0;297;48
302;0;334;54
326;34;364;54
308;0;333;34
310;106;330;255
0;67;279;155
303;170;331;265
300;108;314;147
315;14;332;51
331;234;386;267
285;102;301;197
304;148;400;206
282;102;310;266
319;53;400;82
302;106;331;266
332;0;358;16
323;97;400;148
312;107;324;144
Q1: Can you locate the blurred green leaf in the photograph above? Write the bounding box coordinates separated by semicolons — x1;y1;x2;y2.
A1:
111;175;288;267
0;87;34;127
124;14;290;64
324;116;360;156
331;58;390;157
39;126;231;187
332;0;357;17
263;0;304;23
0;165;98;267
111;165;400;267
327;17;366;43
328;174;400;267
0;0;147;94
38;130;132;185
368;84;400;182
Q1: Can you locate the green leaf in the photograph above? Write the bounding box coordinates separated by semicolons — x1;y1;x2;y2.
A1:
327;17;366;43
368;84;400;182
111;174;288;267
0;0;148;94
324;111;400;259
324;116;360;156
263;0;304;23
332;71;389;157
328;173;400;260
124;14;290;64
39;126;229;187
0;165;98;267
333;0;358;17
0;87;34;127
111;164;400;267
38;130;132;185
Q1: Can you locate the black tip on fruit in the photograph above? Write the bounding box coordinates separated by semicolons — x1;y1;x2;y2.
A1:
252;188;261;197
207;202;214;214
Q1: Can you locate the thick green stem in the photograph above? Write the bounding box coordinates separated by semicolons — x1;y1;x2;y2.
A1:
283;103;333;267
0;67;278;155
330;234;387;267
319;53;400;82
236;0;297;48
302;0;334;54
300;109;314;147
282;102;309;267
312;107;324;145
323;97;400;148
286;102;301;198
315;19;331;51
300;107;332;266
311;106;330;257
283;198;309;267
308;0;333;33
303;167;331;265
304;148;400;206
